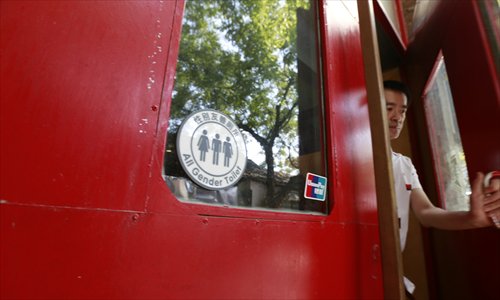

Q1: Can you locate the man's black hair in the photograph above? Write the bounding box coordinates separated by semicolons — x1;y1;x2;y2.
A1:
383;80;411;106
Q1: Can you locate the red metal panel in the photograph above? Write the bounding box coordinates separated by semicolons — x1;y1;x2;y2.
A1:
441;1;500;172
322;1;380;225
0;0;177;210
1;203;383;299
1;0;383;299
320;1;383;297
406;1;499;173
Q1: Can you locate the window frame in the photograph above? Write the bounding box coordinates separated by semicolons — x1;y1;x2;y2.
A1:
161;0;330;220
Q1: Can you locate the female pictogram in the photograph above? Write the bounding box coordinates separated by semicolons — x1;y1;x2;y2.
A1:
197;130;210;161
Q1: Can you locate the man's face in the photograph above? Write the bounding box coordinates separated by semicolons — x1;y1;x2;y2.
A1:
384;88;408;140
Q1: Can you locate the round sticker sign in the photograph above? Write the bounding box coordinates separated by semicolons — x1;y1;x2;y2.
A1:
176;109;247;190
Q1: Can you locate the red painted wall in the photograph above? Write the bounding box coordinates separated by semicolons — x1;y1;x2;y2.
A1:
1;1;383;299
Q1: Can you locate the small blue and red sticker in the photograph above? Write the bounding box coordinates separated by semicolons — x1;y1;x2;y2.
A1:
304;173;327;201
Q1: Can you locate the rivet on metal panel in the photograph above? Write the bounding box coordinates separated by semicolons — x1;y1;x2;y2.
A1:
132;214;140;221
202;218;208;224
255;219;260;225
151;105;159;111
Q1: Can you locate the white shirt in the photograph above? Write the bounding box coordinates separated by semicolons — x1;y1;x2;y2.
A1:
392;151;423;294
391;151;423;251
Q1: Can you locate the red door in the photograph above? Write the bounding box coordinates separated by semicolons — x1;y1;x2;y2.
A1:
404;1;500;299
1;1;386;299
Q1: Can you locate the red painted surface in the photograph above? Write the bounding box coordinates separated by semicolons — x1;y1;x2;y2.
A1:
1;1;383;299
405;1;500;299
394;0;408;45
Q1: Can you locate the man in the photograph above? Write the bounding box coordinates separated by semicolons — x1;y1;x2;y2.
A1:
383;80;500;295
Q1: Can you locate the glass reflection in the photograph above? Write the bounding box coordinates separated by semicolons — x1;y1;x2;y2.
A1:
424;55;470;211
163;0;326;214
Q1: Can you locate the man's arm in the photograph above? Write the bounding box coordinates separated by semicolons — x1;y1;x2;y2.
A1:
410;172;498;230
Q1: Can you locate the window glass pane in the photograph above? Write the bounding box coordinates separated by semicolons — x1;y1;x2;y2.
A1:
423;55;470;211
377;0;401;35
411;0;439;36
163;0;327;214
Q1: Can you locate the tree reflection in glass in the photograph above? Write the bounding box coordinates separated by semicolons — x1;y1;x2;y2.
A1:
163;0;326;214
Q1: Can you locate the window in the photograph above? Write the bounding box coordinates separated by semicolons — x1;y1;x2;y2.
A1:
423;54;470;211
377;0;401;37
163;0;327;214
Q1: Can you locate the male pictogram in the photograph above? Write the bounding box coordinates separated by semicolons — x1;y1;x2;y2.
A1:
212;133;222;165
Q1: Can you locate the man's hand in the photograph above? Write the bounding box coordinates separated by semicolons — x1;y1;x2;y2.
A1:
483;174;500;228
468;172;493;227
410;172;500;230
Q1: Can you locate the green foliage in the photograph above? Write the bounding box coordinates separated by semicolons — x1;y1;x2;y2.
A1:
170;0;312;184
